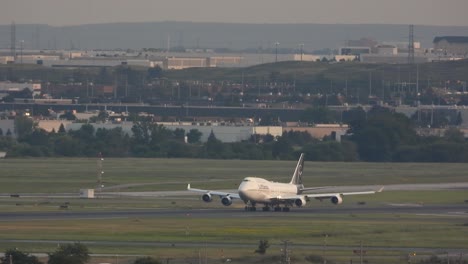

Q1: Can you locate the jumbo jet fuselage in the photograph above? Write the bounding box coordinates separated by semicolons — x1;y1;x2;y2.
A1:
238;177;300;203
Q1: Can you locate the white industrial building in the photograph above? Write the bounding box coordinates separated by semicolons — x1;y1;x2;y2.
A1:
0;56;14;64
433;36;468;56
164;57;210;69
360;54;430;64
339;47;371;56
381;41;421;53
376;45;398;55
0;82;41;97
37;120;283;143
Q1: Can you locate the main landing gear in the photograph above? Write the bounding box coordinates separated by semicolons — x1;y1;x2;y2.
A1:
274;206;290;212
244;201;257;211
244;206;257;211
244;201;291;212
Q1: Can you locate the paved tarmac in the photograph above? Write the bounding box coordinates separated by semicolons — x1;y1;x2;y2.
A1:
100;182;468;198
0;182;466;221
0;204;466;221
0;239;467;254
2;182;467;199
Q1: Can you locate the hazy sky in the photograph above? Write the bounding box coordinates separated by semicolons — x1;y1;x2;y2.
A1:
2;0;468;26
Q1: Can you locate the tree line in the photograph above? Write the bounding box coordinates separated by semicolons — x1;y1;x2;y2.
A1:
1;106;468;162
3;242;466;264
1;243;162;264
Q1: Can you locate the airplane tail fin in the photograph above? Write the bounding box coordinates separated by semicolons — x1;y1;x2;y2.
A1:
290;153;305;185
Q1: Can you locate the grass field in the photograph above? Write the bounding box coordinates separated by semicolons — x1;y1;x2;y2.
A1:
2;158;468;193
0;158;467;263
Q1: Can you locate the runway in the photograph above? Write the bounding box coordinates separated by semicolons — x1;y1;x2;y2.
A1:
99;182;468;197
0;204;466;221
0;182;466;221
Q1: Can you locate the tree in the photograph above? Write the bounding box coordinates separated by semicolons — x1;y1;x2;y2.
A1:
254;239;270;255
1;248;42;264
70;124;95;143
58;123;66;133
342;107;366;125
350;109;417;161
22;129;50;146
272;135;293;159
0;128;3;136
14;116;35;138
133;257;162;264
301;107;337;124
173;128;186;142
53;135;82;156
205;130;228;158
444;127;465;143
303;141;358;161
186;129;202;144
147;66;162;80
47;242;90;264
132;121;152;145
59;111;77;121
95;127;131;157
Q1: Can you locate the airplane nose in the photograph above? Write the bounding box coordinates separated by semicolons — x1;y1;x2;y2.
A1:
238;184;251;201
238;187;247;201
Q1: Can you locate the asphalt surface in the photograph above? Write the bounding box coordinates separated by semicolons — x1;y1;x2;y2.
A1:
0;239;467;254
84;181;468;198
2;182;467;199
0;204;466;221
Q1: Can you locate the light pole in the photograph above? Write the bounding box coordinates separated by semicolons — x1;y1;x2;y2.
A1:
299;43;304;61
20;40;24;65
275;42;280;62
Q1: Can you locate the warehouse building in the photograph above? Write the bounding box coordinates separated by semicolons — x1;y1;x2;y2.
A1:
433;36;468;56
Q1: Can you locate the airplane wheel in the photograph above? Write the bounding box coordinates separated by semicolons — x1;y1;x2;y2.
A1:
262;207;270;211
282;207;290;212
244;206;249;211
274;207;281;212
251;207;257;211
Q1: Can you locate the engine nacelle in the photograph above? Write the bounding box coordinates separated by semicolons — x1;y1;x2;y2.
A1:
331;195;343;205
202;193;212;203
294;197;307;207
221;196;233;206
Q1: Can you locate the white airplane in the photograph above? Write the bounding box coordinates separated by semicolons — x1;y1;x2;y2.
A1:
187;153;383;211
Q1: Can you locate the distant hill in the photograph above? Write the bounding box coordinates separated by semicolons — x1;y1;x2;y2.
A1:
1;22;468;51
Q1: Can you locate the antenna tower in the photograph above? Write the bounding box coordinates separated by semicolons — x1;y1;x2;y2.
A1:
10;21;16;59
408;24;415;64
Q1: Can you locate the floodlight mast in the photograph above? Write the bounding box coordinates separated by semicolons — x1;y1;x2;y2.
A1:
97;152;104;191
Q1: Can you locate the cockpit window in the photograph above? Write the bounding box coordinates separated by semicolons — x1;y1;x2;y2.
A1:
243;179;250;182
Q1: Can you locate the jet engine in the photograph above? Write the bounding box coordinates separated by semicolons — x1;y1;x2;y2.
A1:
221;196;233;206
331;195;343;205
294;197;307;207
202;193;212;202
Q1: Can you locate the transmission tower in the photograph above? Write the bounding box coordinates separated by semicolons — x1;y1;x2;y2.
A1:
10;21;16;59
408;24;415;64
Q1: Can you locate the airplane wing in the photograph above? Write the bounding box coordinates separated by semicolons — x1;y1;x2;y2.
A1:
300;186;335;192
187;184;241;199
305;186;384;199
269;187;384;203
